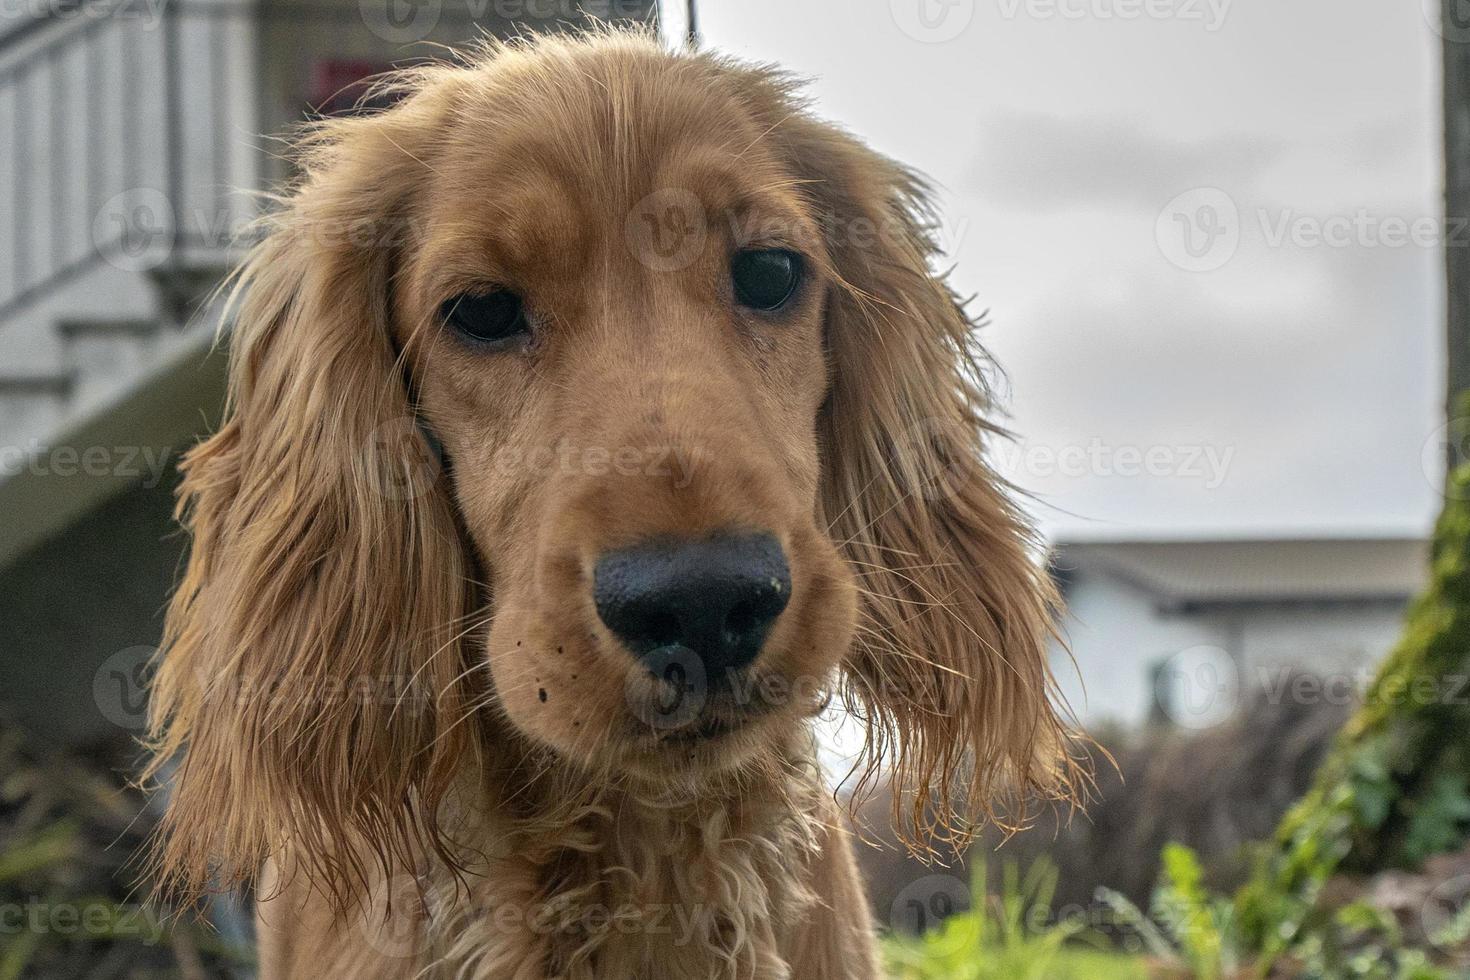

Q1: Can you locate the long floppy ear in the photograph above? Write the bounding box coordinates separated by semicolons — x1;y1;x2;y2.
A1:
145;77;481;905
772;114;1087;855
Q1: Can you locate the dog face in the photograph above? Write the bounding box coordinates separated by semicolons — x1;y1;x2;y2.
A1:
393;51;855;778
147;32;1081;902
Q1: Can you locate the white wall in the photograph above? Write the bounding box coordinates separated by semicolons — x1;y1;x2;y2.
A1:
1237;605;1407;690
1051;574;1223;729
1052;572;1411;730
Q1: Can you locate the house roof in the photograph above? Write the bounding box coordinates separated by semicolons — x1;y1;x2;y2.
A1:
1051;537;1431;608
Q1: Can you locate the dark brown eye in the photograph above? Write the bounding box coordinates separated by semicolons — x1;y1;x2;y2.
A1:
440;289;530;346
731;249;803;312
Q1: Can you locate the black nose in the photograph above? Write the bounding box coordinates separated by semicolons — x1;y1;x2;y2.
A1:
593;533;791;677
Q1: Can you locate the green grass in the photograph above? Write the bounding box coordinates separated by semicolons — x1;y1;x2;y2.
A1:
882;859;1150;980
885;938;1148;980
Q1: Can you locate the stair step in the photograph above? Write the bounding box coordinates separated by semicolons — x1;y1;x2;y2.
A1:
58;319;167;404
149;263;235;324
57;319;164;340
0;372;76;397
0;371;77;448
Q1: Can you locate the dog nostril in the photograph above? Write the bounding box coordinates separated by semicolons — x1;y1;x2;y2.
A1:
724;600;762;645
638;611;683;650
593;532;791;677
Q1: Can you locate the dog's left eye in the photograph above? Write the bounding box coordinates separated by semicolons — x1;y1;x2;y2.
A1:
731;249;803;312
439;289;530;346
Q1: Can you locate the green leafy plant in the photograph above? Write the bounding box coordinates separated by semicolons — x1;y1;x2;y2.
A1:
884;859;1147;980
1100;842;1466;980
1280;899;1455;980
0;720;252;977
1155;843;1236;980
1096;843;1238;980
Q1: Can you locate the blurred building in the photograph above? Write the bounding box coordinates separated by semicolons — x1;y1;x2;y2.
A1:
0;0;658;744
1050;536;1431;730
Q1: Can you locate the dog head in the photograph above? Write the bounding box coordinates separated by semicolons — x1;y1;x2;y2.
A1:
148;30;1081;902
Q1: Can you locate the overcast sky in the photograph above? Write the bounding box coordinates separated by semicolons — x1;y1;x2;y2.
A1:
690;0;1443;542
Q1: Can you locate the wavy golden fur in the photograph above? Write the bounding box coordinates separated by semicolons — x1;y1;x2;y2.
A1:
145;28;1084;978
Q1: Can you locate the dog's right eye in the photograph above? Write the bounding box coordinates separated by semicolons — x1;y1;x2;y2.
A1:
731;249;803;312
439;290;531;346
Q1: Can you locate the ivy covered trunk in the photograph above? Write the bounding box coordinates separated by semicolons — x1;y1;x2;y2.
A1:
1236;468;1470;954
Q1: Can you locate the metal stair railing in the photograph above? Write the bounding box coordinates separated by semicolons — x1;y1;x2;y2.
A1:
0;0;664;330
0;0;260;327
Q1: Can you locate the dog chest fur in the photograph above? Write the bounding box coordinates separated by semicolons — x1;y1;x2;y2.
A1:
257;764;878;978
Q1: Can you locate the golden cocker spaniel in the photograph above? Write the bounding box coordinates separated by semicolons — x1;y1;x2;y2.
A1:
145;28;1082;979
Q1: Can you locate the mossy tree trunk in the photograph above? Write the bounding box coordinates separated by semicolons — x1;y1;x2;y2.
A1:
1236;472;1470;958
1447;1;1470;446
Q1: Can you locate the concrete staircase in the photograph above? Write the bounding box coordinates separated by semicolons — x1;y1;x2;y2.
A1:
0;300;227;568
2;320;174;440
0;0;251;566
